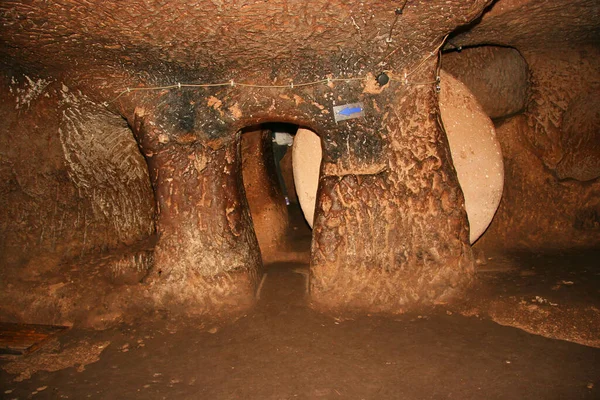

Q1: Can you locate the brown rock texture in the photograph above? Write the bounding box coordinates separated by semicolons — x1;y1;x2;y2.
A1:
442;46;529;119
293;72;504;245
555;89;600;181
477;115;600;249
310;72;474;312
523;48;600;181
241;129;289;262
449;0;599;50
131;102;262;314
0;75;155;271
0;0;493;318
0;74;156;326
0;0;490;85
449;1;600;251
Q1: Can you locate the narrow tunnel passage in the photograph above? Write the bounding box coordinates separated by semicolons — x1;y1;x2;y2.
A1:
239;123;314;308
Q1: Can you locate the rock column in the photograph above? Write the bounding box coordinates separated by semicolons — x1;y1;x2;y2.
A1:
310;66;474;312
132;104;261;314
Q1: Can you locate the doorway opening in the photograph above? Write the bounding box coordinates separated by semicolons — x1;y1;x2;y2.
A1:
239;123;313;267
240;122;318;305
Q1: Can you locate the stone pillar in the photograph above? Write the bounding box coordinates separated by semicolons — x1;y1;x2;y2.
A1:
310;66;474;313
132;107;261;315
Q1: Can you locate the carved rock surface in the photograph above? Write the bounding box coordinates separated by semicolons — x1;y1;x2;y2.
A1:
449;0;599;50
0;0;492;317
477;116;600;249
555;89;600;182
450;4;600;250
522;49;600;173
442;46;529;119
0;76;155;270
309;77;474;312
0;75;156;325
292;73;504;244
241;129;289;261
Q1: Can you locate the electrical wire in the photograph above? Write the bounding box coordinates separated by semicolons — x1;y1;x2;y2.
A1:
109;36;449;103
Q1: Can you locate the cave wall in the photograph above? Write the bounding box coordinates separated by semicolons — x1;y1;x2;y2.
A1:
478;47;600;249
310;76;474;312
446;0;600;251
0;72;157;326
241;129;289;262
479;115;600;250
1;0;598;322
442;46;529;119
279;147;298;205
524;48;600;182
0;73;155;271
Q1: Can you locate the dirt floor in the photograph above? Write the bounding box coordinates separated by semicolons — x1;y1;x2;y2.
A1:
1;206;599;399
